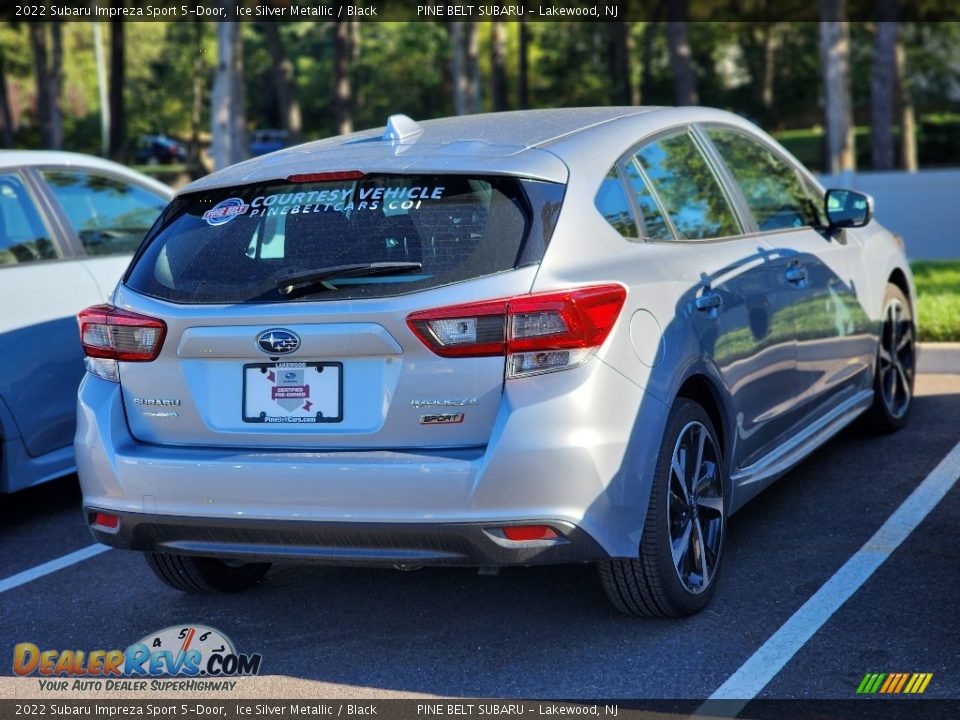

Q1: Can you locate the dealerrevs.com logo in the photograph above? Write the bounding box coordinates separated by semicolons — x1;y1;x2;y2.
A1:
13;625;262;691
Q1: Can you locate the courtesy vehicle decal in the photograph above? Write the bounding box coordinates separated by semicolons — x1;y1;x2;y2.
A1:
242;185;446;218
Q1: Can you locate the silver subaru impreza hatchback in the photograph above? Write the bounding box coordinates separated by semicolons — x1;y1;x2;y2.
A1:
75;107;915;616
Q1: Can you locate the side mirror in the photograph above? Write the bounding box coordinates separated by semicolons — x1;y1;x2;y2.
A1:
825;188;873;229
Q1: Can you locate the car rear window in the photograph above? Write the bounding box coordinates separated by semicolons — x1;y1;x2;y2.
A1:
124;174;564;303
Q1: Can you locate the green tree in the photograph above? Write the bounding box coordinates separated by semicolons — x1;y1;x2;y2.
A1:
261;18;302;141
820;2;856;173
29;22;63;149
666;1;698;105
108;17;124;160
211;15;246;168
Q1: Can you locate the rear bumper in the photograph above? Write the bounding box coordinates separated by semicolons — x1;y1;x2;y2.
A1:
76;359;671;562
85;510;609;566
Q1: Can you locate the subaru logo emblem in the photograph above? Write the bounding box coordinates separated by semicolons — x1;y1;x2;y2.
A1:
256;329;300;355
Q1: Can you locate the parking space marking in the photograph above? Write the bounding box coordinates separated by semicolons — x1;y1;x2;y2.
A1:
0;544;111;593
702;438;960;711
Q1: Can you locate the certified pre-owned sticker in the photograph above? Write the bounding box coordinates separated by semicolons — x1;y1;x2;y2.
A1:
420;413;464;425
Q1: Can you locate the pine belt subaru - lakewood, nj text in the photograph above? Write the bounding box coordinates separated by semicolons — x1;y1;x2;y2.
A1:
75;108;915;616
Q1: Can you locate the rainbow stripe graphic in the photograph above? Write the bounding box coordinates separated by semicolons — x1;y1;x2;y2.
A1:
857;672;933;694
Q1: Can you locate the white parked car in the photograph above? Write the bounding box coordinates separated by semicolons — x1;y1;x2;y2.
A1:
0;151;172;493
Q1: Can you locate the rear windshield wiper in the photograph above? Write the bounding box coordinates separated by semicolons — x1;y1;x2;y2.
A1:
276;262;424;297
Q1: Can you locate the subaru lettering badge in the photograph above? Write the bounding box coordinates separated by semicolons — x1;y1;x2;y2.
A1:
256;329;300;355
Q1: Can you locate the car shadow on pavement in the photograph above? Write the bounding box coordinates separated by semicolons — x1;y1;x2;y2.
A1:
1;474;82;525
0;474;93;577
106;386;960;698
3;383;957;699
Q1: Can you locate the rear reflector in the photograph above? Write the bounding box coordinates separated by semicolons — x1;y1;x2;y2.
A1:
288;170;365;183
93;512;119;530
502;525;559;541
78;304;166;362
407;284;626;377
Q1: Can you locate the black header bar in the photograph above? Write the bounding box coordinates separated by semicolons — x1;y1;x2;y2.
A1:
6;0;960;23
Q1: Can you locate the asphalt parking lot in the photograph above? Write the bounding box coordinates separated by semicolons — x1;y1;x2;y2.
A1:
2;374;958;704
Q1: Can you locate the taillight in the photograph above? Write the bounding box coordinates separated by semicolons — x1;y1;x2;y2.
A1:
407;284;626;378
77;304;166;382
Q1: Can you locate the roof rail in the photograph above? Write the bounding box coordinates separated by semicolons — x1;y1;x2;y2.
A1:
383;114;424;143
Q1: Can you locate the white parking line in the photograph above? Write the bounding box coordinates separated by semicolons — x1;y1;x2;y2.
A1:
0;544;111;593
699;438;960;715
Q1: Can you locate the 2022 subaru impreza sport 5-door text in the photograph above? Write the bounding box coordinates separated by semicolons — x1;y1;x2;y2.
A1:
75;108;916;616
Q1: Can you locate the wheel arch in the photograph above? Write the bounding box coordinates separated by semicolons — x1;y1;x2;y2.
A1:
888;267;911;304
675;373;729;468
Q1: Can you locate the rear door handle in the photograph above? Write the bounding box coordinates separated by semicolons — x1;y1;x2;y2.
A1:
696;289;723;313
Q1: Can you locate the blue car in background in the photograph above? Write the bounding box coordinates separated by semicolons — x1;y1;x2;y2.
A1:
0;151;172;493
250;129;289;157
134;135;186;165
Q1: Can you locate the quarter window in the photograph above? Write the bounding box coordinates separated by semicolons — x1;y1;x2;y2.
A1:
707;128;824;230
634;131;740;240
0;174;57;266
595;168;638;238
622;161;672;241
40;170;168;256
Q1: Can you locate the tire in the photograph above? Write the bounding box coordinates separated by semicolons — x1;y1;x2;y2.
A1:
599;398;726;617
144;552;271;594
865;283;915;434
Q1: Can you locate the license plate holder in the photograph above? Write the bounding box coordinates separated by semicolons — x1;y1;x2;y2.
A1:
242;362;343;424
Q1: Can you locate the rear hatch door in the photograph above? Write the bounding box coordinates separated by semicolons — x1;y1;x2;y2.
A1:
117;172;564;449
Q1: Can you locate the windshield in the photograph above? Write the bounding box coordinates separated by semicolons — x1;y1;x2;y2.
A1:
124;174;564;304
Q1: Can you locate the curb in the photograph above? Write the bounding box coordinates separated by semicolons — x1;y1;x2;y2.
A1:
917;343;960;374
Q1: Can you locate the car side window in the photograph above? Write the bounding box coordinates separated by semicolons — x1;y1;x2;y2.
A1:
621;160;673;241
595;168;639;238
707;128;824;231
800;177;828;227
40;169;168;256
634;131;740;240
0;173;57;266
